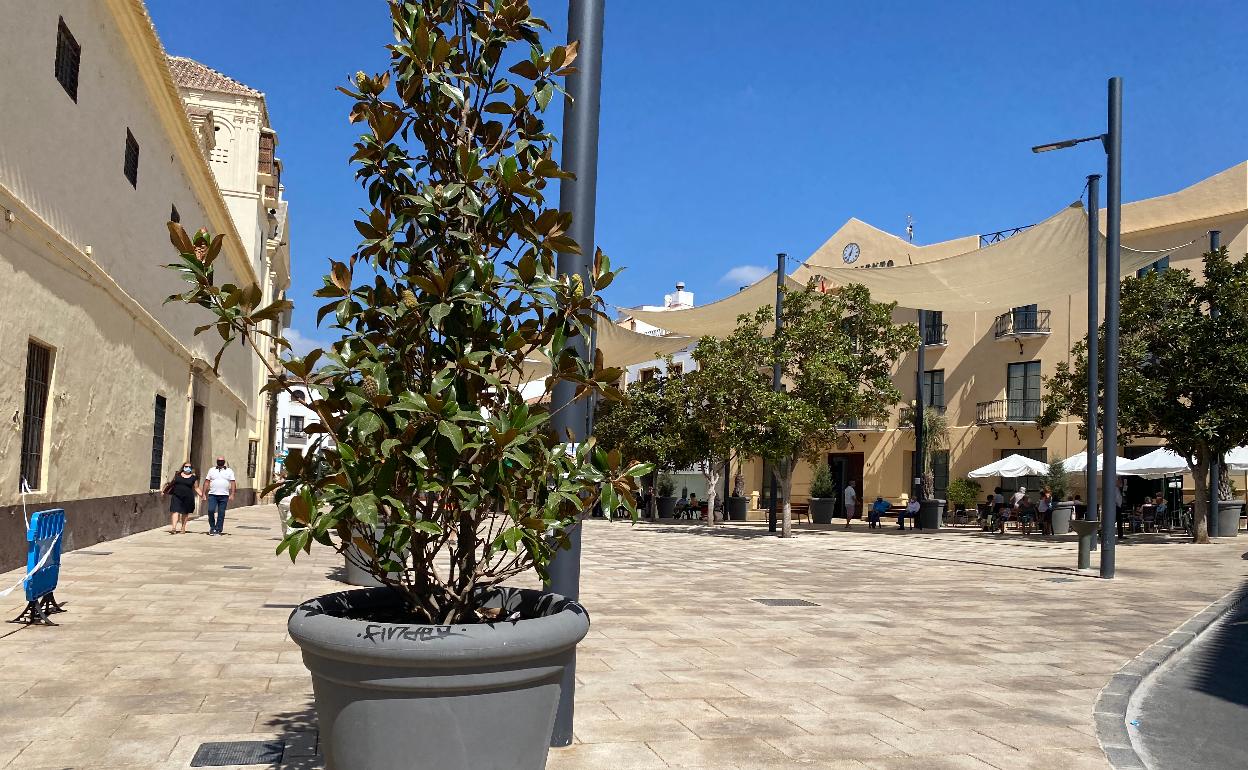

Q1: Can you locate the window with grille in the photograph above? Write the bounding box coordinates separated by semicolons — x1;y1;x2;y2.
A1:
54;18;81;102
124;129;140;188
931;450;949;500
289;416;305;433
922;369;945;409
1011;304;1039;332
1002;447;1048;494
170;205;180;224
20;341;54;491
923;311;945;344
1006;361;1042;420
247;439;258;477
149;395;166;489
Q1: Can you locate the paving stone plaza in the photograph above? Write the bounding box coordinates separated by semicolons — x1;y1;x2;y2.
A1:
1;505;1245;769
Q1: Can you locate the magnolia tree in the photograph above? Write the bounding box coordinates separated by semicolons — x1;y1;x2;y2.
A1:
163;0;649;623
1041;246;1248;543
695;283;918;537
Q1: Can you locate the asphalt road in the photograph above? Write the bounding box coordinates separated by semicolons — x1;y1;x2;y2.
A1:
1131;589;1248;769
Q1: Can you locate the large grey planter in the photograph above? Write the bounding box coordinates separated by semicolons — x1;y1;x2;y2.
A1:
727;496;749;521
657;496;677;518
917;499;944;530
289;586;589;770
1217;500;1244;538
809;497;836;524
1051;501;1075;535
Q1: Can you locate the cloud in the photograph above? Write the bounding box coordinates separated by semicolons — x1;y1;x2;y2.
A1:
719;265;770;286
283;328;328;359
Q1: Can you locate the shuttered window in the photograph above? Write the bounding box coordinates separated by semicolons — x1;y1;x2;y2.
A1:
54;18;81;102
150;395;167;489
20;342;54;491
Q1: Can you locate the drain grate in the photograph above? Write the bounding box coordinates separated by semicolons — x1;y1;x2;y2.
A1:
752;598;820;607
1044;577;1076;583
237;525;269;530
223;565;253;570
190;740;284;766
262;603;300;609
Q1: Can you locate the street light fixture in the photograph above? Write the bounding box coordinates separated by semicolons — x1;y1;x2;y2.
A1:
1032;77;1122;579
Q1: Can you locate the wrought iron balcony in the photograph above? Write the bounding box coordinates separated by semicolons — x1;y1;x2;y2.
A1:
900;404;947;428
922;323;948;346
993;310;1050;339
837;416;888;432
285;429;307;441
976;399;1041;425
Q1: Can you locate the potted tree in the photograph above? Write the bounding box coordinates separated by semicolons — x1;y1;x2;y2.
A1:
162;4;648;768
1043;457;1075;535
914;406;949;530
945;477;982;524
656;474;677;518
728;466;749;521
808;463;837;524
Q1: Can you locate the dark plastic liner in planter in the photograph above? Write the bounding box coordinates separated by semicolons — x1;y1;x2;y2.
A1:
657;496;676;518
289;586;589;770
727;496;748;521
917;499;944;530
809;497;836;524
1217;500;1244;538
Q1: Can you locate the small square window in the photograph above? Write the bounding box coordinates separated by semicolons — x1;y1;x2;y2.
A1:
124;129;140;188
54;18;81;102
170;204;180;224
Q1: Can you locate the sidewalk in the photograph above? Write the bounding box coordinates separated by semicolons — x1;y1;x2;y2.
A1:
0;505;1245;769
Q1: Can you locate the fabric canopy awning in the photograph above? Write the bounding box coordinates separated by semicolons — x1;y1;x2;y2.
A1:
1224;446;1248;472
521;320;694;381
618;271;806;339
1118;448;1190;478
967;454;1050;478
1061;451;1132;474
800;204;1164;312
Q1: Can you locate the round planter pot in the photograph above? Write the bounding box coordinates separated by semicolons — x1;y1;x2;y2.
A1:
657;496;677;518
1050;502;1075;535
917;499;944;530
728;496;749;521
289;586;589;770
1217;500;1244;538
809;497;836;524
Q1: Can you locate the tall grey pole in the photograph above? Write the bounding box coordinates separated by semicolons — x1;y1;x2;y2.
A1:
548;0;604;747
1086;174;1101;549
1100;77;1122;579
1208;230;1222;536
769;253;785;534
915;311;926;504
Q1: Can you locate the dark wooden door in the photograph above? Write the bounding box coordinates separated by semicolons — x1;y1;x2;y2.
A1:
828;452;865;517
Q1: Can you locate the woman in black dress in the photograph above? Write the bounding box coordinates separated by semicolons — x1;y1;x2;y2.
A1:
165;461;200;534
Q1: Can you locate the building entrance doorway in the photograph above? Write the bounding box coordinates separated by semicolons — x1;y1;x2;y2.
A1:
827;452;865;519
190;403;206;475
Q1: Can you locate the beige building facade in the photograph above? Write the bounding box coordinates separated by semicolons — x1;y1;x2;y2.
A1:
0;0;290;569
740;162;1248;513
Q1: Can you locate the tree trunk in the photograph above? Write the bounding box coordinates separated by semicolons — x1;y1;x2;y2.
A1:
702;460;722;525
1192;454;1210;544
921;470;935;501
777;457;794;538
1218;464;1233;502
647;469;658;520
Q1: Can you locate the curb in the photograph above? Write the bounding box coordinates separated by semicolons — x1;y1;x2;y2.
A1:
1092;585;1248;769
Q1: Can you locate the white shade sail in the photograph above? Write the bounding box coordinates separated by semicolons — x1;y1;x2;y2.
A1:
967;454;1051;479
1061;451;1132;474
521;320;695;381
1224;446;1248;472
618;271;806;339
1118;448;1190;478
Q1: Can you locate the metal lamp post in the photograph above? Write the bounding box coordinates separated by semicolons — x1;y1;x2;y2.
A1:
1032;76;1122;579
769;252;786;534
548;0;605;747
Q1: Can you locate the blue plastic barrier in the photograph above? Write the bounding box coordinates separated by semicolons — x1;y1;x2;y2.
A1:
10;508;66;625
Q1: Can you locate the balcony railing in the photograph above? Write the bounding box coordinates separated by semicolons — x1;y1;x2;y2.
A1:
994;310;1051;339
900;404;947;428
976;399;1041;425
285;429;307;441
922;323;948;346
837;416;888;432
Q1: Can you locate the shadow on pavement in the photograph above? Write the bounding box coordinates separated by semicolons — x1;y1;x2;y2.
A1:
1188;581;1248;707
263;701;322;768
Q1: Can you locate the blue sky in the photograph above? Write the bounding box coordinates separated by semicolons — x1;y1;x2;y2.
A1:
148;0;1248;349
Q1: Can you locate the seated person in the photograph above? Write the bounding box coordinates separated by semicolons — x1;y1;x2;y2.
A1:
688;493;700;519
1072;494;1086;518
1153;493;1167;518
1017;495;1039;533
869;496;890;529
902;497;919;530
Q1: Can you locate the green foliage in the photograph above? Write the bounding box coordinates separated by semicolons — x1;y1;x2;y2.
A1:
592;366;706;475
945;478;982;509
1043;457;1070;502
163;0;649;622
915;406;948;500
656;474;675;498
1041;247;1248;541
809;463;836;499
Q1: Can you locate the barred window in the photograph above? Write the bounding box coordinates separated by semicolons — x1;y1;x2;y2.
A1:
124;129;140;188
247;439;258;478
20;341;54;491
54;18;81;102
150;395;167;489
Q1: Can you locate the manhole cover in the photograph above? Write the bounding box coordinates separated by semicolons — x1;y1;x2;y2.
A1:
1044;577;1075;583
190;740;284;766
223;565;253;570
237;525;269;530
751;598;820;607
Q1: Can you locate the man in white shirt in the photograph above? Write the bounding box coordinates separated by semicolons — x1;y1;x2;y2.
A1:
843;482;857;528
202;456;237;535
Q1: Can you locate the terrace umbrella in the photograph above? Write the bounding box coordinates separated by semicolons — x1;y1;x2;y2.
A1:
1061;451;1131;474
1224;446;1248;472
1118;448;1190;478
967;454;1051;478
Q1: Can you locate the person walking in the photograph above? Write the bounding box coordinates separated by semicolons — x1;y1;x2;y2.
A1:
202;455;236;535
164;461;200;534
1115;477;1126;540
843;481;858;528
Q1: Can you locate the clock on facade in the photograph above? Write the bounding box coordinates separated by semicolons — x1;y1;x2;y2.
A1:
842;243;860;264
